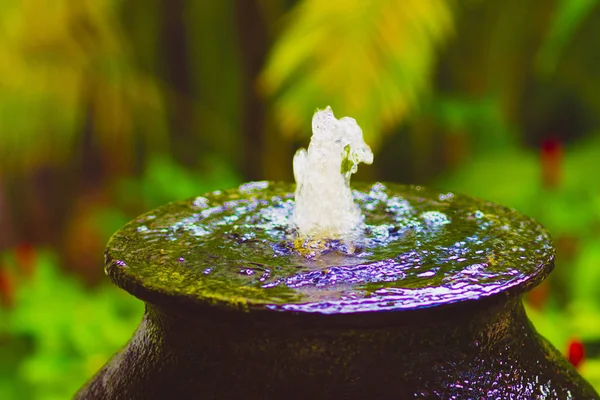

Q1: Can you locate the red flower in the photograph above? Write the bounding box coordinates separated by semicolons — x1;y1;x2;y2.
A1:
0;269;14;307
540;138;563;189
567;338;585;368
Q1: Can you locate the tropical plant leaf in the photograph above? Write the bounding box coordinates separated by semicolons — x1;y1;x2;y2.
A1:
536;0;599;76
0;0;167;172
260;0;453;148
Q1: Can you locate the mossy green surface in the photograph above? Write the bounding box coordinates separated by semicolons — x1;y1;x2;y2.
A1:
105;181;554;314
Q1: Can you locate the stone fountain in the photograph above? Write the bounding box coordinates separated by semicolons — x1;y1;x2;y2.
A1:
77;108;598;399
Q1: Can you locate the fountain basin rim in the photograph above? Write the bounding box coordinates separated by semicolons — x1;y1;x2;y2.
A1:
104;181;555;316
105;249;554;317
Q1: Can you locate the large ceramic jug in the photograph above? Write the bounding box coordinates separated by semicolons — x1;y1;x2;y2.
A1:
77;183;598;399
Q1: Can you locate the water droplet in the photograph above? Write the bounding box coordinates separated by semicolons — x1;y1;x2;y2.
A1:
420;211;450;227
239;268;255;276
259;268;271;282
239;181;269;193
200;206;223;219
188;225;210;237
439;192;454;201
193;196;209;208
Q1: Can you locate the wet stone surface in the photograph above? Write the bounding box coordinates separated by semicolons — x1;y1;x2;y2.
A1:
105;181;554;314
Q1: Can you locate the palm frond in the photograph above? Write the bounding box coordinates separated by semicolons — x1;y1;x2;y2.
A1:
0;0;167;172
260;0;453;148
536;0;598;76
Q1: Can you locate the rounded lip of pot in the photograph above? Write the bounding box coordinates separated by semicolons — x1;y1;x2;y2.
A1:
104;180;556;324
105;250;554;328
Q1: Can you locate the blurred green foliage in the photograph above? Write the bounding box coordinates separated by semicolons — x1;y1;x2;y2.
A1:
115;154;241;210
0;250;143;400
261;0;453;149
2;0;600;397
537;0;598;76
0;0;167;172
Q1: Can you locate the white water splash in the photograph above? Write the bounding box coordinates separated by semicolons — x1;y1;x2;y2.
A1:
293;106;373;242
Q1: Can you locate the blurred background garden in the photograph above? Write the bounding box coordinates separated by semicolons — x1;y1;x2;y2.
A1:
2;0;600;398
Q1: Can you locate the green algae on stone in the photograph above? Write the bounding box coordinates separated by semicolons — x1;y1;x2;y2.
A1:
105;181;554;314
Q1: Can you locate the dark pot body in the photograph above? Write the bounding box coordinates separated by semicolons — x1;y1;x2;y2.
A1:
77;294;596;399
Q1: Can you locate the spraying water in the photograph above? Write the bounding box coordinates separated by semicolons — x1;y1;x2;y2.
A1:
293;106;374;245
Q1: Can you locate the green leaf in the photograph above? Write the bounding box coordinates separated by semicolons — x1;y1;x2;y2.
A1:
0;0;168;172
261;0;453;148
4;249;144;399
536;0;598;76
436;147;541;215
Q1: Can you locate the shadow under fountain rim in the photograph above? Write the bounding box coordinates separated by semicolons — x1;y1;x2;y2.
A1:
103;180;554;329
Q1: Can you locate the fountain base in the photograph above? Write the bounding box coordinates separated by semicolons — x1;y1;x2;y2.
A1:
77;294;595;399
